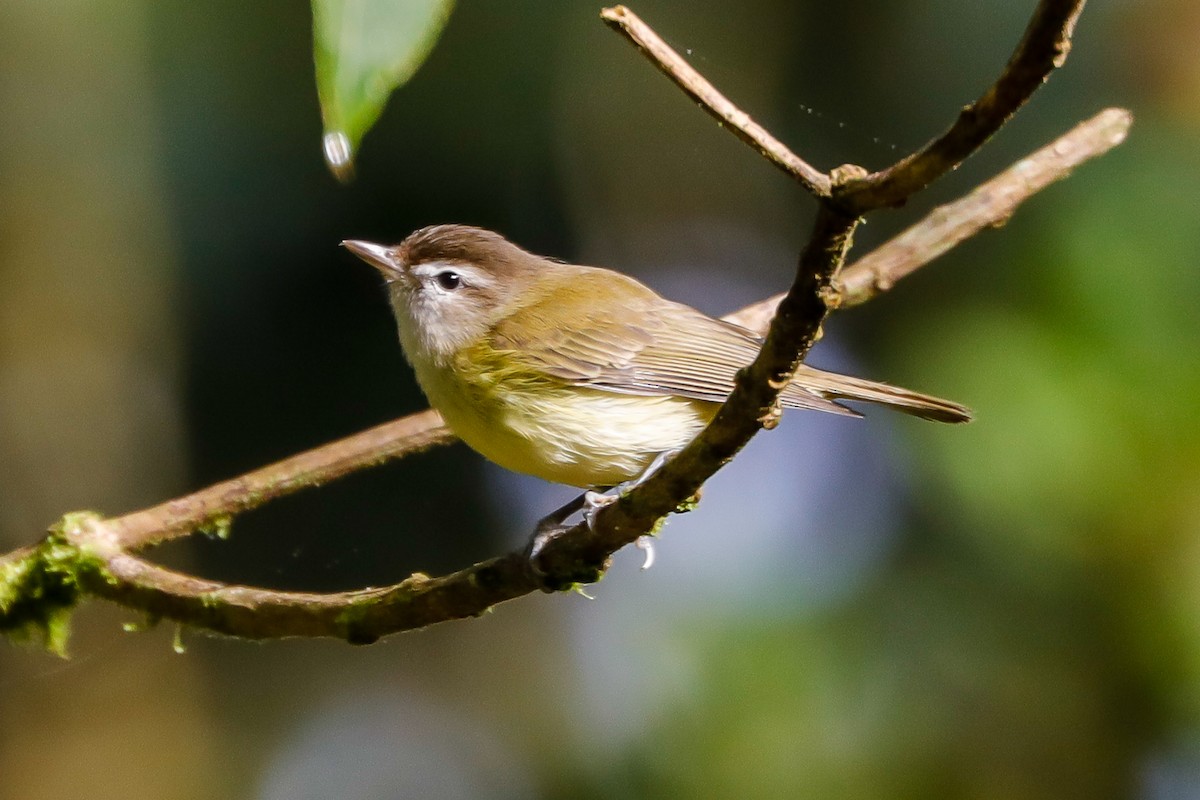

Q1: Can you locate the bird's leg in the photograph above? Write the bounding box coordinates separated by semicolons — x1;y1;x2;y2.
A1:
578;450;679;533
625;448;680;490
534;492;589;534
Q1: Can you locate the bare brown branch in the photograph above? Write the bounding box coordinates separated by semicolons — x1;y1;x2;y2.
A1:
60;513;534;643
599;5;831;198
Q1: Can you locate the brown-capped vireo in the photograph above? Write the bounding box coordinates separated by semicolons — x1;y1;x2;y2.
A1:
344;225;970;495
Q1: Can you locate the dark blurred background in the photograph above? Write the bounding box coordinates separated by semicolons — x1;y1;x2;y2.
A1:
2;1;1198;798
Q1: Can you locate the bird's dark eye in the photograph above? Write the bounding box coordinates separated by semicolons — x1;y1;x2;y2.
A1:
434;271;462;291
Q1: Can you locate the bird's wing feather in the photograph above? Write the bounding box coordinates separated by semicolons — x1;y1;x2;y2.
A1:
490;271;859;417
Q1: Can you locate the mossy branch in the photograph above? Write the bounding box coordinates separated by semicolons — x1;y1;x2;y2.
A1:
0;2;1124;651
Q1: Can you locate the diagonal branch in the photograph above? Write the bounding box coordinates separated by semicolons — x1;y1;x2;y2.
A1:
600;5;831;198
59;512;538;643
598;1;1087;214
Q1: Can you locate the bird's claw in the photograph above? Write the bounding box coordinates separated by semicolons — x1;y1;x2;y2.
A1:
635;536;656;570
582;489;618;532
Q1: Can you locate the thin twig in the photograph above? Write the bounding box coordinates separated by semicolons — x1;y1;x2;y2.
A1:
109;409;451;552
838;0;1088;212
600;5;831;198
724;107;1131;333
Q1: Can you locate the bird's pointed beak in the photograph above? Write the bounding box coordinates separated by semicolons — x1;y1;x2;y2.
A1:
341;239;402;278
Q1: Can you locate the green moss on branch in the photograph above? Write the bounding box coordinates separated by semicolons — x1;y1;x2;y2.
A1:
0;512;109;656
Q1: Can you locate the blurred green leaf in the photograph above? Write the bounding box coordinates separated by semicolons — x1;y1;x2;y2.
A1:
312;0;454;181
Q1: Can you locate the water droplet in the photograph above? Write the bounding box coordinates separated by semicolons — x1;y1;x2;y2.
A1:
323;131;355;183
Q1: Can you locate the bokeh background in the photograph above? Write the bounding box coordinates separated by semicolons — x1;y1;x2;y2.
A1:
1;1;1197;798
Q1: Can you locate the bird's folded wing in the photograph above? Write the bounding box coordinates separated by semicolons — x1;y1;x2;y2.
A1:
490;287;858;417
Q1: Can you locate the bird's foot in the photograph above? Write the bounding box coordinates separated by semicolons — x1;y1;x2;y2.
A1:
581;489;618;531
525;450;682;575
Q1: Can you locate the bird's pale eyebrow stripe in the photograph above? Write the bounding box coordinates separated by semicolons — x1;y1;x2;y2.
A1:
410;261;493;287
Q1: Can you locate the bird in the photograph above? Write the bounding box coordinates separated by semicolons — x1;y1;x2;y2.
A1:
343;224;971;497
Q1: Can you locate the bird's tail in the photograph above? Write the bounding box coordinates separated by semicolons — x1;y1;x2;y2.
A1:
783;364;973;424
